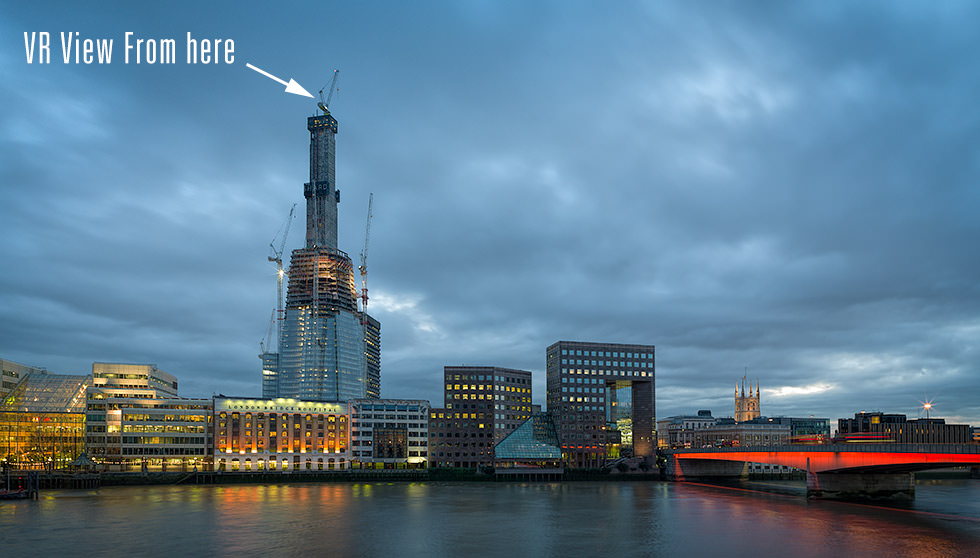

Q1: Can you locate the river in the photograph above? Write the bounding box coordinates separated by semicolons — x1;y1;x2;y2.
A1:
2;479;979;557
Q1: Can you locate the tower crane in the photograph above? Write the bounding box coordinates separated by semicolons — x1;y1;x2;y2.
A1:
317;69;340;115
359;193;373;314
268;203;297;352
259;309;275;354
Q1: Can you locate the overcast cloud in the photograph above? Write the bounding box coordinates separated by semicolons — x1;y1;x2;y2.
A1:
2;2;978;427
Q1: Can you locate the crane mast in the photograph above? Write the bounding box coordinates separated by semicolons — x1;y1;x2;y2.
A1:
359;193;373;313
267;203;296;352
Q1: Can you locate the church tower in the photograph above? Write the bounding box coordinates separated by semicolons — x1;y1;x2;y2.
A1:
734;377;760;422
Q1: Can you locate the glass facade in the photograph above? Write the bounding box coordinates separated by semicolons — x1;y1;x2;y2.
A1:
493;413;562;463
0;371;89;468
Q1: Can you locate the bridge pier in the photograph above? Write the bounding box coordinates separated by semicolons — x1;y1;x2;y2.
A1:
806;472;915;500
666;456;749;481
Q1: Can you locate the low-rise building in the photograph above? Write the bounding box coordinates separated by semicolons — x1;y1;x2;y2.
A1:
837;411;971;443
1;369;89;469
213;396;348;472
85;363;210;472
657;410;717;448
349;399;429;469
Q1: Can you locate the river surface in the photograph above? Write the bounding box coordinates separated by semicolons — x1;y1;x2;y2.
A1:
2;479;980;557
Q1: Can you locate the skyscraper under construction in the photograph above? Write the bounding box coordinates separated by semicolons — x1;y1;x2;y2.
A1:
262;107;380;401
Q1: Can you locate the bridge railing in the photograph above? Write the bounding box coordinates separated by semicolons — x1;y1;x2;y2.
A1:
668;443;980;455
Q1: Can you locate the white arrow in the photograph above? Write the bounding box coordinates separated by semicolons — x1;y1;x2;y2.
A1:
246;62;313;98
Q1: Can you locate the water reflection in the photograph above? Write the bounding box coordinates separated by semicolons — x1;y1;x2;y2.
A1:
1;481;978;557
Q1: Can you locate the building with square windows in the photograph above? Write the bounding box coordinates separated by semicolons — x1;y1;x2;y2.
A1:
546;341;656;468
85;363;210;472
429;366;532;468
349;399;429;468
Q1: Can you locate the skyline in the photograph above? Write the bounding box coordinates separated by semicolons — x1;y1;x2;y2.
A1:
2;2;978;424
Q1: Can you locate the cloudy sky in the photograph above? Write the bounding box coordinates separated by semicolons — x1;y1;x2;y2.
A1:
3;2;978;427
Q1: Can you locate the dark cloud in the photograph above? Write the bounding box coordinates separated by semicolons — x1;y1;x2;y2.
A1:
2;2;978;428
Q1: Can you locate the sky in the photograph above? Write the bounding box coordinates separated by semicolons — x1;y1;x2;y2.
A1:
2;1;978;427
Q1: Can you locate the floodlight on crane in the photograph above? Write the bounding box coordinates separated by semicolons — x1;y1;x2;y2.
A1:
317;69;340;115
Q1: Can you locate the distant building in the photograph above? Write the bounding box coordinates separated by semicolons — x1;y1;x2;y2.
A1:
349;399;429;469
657;410;798;448
0;368;88;469
744;416;831;441
85;363;210;472
734;377;760;422
429;366;532;468
213;396;348;472
837;411;971;443
546;341;656;467
657;410;717;448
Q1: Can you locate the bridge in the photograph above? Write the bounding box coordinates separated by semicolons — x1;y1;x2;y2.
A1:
665;444;980;499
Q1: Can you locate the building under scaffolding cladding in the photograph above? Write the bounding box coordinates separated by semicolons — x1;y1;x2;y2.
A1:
262;106;380;401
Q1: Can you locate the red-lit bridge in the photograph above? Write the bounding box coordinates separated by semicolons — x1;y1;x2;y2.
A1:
666;444;980;499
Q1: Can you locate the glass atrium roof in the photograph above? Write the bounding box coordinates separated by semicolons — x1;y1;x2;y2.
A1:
494;413;562;460
0;372;89;413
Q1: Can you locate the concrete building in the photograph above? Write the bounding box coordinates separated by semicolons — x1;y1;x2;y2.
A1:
657;410;717;448
546;341;656;468
429;366;532;468
85;363;211;472
349;399;429;469
213;396;348;472
264;106;380;402
837;411;971;443
1;358;48;400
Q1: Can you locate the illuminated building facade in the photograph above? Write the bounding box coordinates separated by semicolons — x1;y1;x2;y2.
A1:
0;369;88;469
266;108;380;402
546;341;656;468
734;377;761;422
85;363;210;472
349;399;429;468
429;366;532;468
213;396;349;472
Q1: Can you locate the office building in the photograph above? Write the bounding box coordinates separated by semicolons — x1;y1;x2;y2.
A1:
213;396;348;472
85;363;211;472
546;341;656;468
267;106;380;402
429;366;532;468
1;358;47;400
349;399;429;468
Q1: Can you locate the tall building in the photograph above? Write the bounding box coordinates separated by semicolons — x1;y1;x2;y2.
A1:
734;377;760;422
429;366;532;468
546;341;656;468
266;106;381;401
